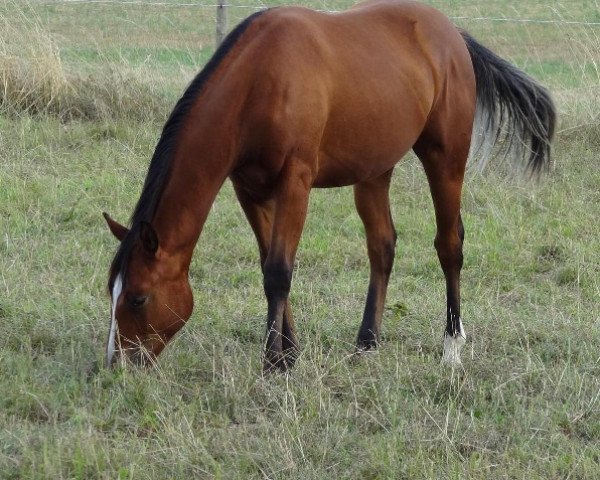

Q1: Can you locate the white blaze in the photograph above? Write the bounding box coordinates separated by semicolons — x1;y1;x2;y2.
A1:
106;274;122;366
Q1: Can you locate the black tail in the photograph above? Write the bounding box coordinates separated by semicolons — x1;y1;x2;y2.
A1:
461;31;556;174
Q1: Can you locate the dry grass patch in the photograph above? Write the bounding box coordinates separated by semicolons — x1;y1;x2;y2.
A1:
0;7;173;121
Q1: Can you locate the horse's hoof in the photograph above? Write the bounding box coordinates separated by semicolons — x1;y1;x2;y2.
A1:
263;351;294;374
442;330;466;366
355;337;378;353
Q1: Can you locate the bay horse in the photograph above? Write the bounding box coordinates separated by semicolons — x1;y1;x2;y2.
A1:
103;0;555;371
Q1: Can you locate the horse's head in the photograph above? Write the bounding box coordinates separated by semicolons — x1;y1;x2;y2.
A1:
103;212;193;367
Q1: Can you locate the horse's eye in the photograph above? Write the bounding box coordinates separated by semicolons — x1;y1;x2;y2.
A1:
127;294;148;309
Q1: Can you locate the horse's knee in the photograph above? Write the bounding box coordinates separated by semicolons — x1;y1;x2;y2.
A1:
381;238;396;276
434;233;463;271
263;261;292;300
369;235;396;276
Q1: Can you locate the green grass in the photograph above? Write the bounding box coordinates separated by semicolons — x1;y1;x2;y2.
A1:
1;0;600;478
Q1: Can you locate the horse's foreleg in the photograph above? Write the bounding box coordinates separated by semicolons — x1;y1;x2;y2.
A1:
261;162;312;372
415;145;467;366
353;170;397;350
233;185;299;365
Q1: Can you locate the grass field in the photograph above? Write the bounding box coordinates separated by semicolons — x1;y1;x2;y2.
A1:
1;0;599;478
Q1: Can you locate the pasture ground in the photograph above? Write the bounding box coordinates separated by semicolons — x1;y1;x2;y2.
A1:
1;0;599;478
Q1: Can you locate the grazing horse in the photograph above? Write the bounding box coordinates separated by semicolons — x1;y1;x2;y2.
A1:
103;0;555;370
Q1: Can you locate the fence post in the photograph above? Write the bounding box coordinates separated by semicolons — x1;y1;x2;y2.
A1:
216;0;228;47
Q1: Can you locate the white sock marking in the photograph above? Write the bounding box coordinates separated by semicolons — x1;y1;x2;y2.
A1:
106;274;122;366
458;318;466;339
442;319;466;365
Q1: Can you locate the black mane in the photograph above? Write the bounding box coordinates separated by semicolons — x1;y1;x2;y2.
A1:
108;10;266;290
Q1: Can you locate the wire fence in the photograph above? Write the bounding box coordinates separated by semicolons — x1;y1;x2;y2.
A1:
5;0;600;125
31;0;600;63
39;0;600;38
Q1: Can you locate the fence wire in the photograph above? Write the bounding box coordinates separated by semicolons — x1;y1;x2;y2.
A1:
39;0;600;27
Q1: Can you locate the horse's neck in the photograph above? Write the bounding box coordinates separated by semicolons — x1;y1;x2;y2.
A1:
151;117;237;266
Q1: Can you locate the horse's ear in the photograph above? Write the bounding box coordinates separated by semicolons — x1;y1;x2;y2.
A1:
103;212;129;242
139;221;159;255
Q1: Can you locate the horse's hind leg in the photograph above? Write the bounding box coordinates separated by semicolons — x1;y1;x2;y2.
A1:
233;185;299;365
354;169;397;350
414;131;470;365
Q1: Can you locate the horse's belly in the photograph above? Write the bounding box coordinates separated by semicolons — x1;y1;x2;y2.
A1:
313;105;425;187
313;145;411;188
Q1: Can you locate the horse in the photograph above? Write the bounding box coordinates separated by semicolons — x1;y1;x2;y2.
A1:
103;0;555;371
